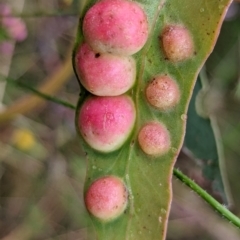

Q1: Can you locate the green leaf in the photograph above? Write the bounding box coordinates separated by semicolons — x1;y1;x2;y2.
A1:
73;0;232;239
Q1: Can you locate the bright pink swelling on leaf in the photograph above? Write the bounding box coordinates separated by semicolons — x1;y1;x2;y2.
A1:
83;0;148;55
138;122;171;156
78;95;136;152
85;176;128;221
75;43;136;96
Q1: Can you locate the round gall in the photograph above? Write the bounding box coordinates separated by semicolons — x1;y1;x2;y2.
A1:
161;25;194;62
75;43;136;96
85;176;128;221
138;122;171;156
78;95;136;152
146;75;180;110
83;0;148;55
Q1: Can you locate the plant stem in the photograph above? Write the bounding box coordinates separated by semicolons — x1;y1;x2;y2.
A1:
0;52;73;123
173;168;240;228
2;75;240;229
3;77;76;110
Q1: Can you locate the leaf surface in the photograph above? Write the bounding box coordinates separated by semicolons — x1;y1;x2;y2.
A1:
73;0;232;239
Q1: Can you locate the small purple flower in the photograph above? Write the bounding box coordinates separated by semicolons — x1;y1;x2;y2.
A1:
0;3;11;16
2;17;27;41
0;3;27;42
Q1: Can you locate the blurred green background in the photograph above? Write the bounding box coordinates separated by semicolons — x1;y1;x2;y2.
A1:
0;0;240;239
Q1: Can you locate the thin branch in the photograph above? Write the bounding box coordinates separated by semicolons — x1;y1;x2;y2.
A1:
1;76;76;110
0;51;73;123
173;168;240;229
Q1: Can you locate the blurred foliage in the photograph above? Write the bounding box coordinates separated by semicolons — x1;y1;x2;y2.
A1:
205;2;240;215
0;0;240;240
184;77;226;202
